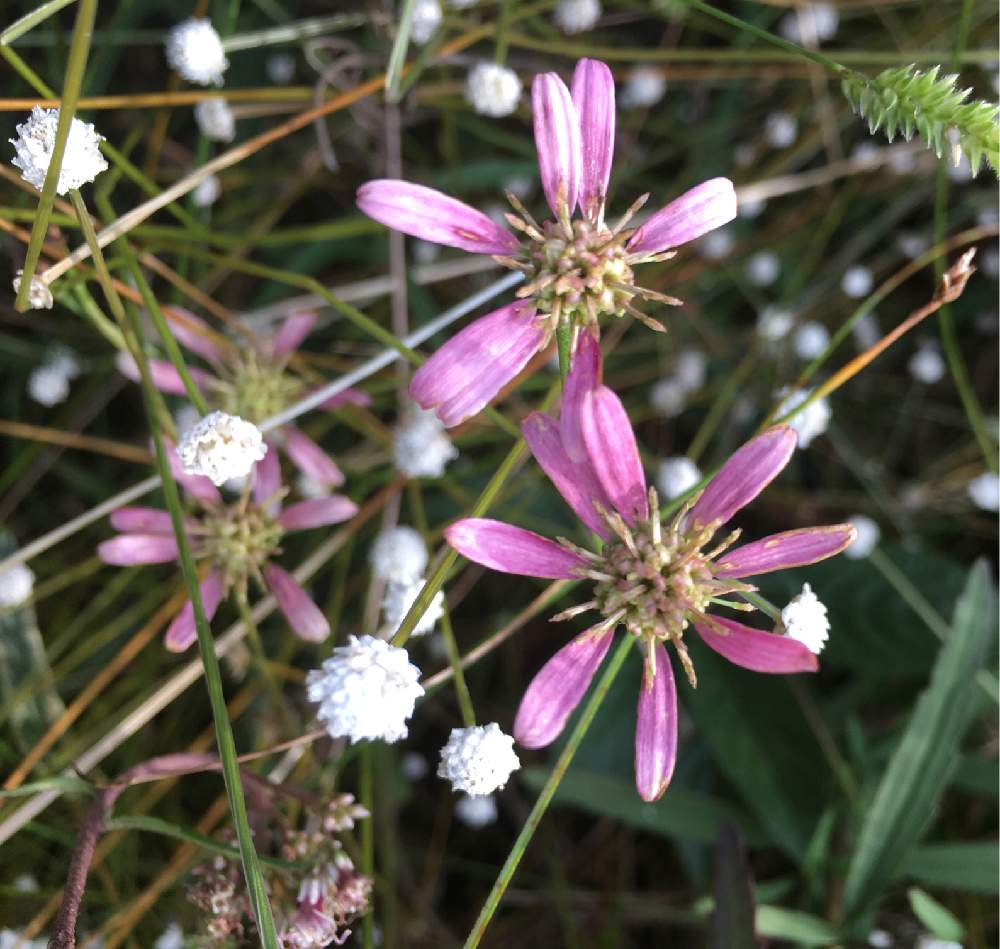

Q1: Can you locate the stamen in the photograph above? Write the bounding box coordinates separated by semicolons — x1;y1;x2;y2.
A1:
632;286;683;307
674;637;697;688
505;190;543;233
625;304;667;333
493;255;531;273
704;527;742;561
556;536;604;562
551;600;598;622
610;192;651;237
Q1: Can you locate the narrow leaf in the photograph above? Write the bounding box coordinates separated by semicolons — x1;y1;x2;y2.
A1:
907;887;965;941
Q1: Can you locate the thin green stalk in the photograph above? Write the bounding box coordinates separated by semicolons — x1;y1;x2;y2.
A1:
0;46;50;96
438;609;477;727
360;748;375;949
494;0;514;63
556;322;571;387
1;0;79;46
14;0;97;312
385;0;418;104
235;589;295;732
463;635;633;949
686;351;756;463
222;12;367;51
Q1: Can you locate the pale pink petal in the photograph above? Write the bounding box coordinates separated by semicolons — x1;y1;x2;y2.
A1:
164;571;225;652
627;178;738;256
253;444;282;511
715;524;857;578
635;641;678;802
571;58;616;222
271;310;317;358
693;614;819;674
316;387;372;411
279;496;358;531
560;330;602;464
522;412;611;540
165;439;222;505
357;179;519;254
688;426;796;531
514;626;614;748
109;506;174;535
580;385;649;525
165;307;224;366
532;72;582;217
264;564;329;642
121;356;210;396
283;428;345;487
98;533;179;566
444;518;587;579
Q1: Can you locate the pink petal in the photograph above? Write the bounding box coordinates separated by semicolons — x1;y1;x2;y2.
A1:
283;428;344;487
444;518;588;579
627;178;738;256
264;564;329;643
688;426;796;531
279;496;358;531
571;58;616;222
356;179;519;254
715;524;858;578
514;626;614;748
164;571;225;652
165;439;222;505
165;307;224;366
522;411;611;540
409;302;545;428
253;444;282;510
316;387;372;411
580;385;649;525
109;506;174;535
693;614;819;674
121;356;210;396
272;310;317;358
635;641;678;802
560;330;602;464
98;533;179;566
532;72;582;218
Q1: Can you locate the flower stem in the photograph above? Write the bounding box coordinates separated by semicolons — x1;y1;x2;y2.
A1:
556;321;571;387
439;608;477;727
385;0;418;104
1;0;79;45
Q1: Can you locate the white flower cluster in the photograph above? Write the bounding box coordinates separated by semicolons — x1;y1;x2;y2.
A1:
776;386;831;449
370;525;428;583
192;174;222;208
553;0;601;34
757;306;794;345
394;404;458;479
793;321;830;360
438;723;520;795
466;62;522;117
455;793;498;827
381;579;445;638
165;18;228;86
0;930;47;949
10;106;107;194
28;349;80;406
968;471;1000;512
765;111;798;148
0;562;33;608
779;2;839;44
177;411;267;485
194;97;235;142
307;635;424;743
655;456;702;501
699;228;734;261
621;67;666;109
781;582;830;654
908;341;945;384
844;515;880;559
12;271;54;310
746;250;781;287
649;348;707;418
410;0;443;45
842;265;873;299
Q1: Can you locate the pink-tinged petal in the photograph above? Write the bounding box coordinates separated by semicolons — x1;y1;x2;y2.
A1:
445;518;587;579
119;355;210;396
571;59;616;222
357;179;519;255
410;303;545;428
715;524;858;579
627;178;738;256
694;614;819;674
109;506;174;535
316;387;372;411
264;564;329;642
165;439;222;505
271;310;317;358
580;385;649;525
560;330;602;464
165;307;224;366
522;412;611;540
514;626;614;748
253;444;282;511
283;428;344;487
635;641;678;802
688;426;796;531
532;72;582;218
279;496;358;531
164;571;225;653
98;533;179;566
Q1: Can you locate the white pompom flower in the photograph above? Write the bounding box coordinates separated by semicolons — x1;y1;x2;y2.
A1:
10;106;107;195
410;0;443;45
194;97;236;142
176;411;267;486
842;265;874;299
28;350;80;407
780;582;830;654
746;250;780;286
674;349;707;392
553;0;601;35
844;515;880;560
454;793;498;827
776;386;831;448
307;635;424;743
12;270;54;310
165;18;228;86
656;456;702;501
621;67;666;109
0;562;34;608
192;174;221;208
370;526;428;583
968;471;1000;512
908;342;946;385
765;111;798;148
466;62;522;117
382;579;445;638
649;378;687;417
793;321;830;360
394;404;458;479
438;723;520;796
757;306;794;344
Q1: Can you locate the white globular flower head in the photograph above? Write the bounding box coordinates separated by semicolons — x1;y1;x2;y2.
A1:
794;321;831;360
649;378;687;417
382;579;445;638
908;341;946;384
845;515;881;559
621;67;667;109
192;174;221;208
699;228;734;260
776;386;831;448
10;106;107;194
967;471;1000;512
28;349;80;406
765;111;798;148
153;922;185;949
842;265;874;298
165;18;229;86
194;97;236;142
266;53;296;85
674;349;707;391
437;723;520;796
370;526;428;583
746;250;781;286
454;793;498;827
307;635;424;743
12;270;54;310
0;562;34;608
410;0;443;45
853;312;881;351
757;306;794;344
177;411;266;486
553;0;601;35
656;456;702;501
394;404;458;479
780;582;830;654
466;62;522;117
779;2;839;43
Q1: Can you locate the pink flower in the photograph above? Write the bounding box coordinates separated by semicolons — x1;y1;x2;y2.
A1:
357;58;737;427
444;335;855;801
98;442;357;651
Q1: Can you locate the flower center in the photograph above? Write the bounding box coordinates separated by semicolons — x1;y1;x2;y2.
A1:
198;500;284;593
214;350;305;424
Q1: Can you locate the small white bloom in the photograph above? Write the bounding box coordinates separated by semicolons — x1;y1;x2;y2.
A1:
776;386;830;448
296;472;330;500
266;53;296;85
12;270;54;310
177;411;267;486
896;230;929;260
621;67;666;109
10;106;107;194
842;265;874;298
674;349;707;392
438;723;520;796
757;306;794;343
656;456;702;501
153;923;185;949
908;342;946;384
370;525;428;583
394;404;458;479
192;173;221;208
194;97;235;142
780;582;830;654
28;350;80;406
852;312;881;351
307;635;424;743
0;562;33;608
888;146;918;174
738;195;766;219
401;751;429;781
851;141;881;168
553;0;601;35
699;228;734;260
793;321;830;360
165;18;228;86
765;112;798;149
867;929;893;949
466;62;522;117
382;579;445;638
13;875;38;893
410;0;443;45
844;515;880;560
649;378;687;417
779;3;839;43
0;931;48;949
967;471;1000;512
746;250;780;286
454;793;498;828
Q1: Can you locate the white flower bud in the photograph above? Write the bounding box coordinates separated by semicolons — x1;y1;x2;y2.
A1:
454;793;498;827
0;562;33;607
968;471;1000;512
699;228;734;260
765;111;798;148
12;270;54;310
841;265;874;299
438;723;520;796
28;350;79;406
194;97;235;142
793;321;830;360
177;411;266;486
656;456;702;501
746;250;780;286
165;18;229;86
776;386;831;448
621;67;666;109
466;62;522;117
908;342;945;384
394;404;458;479
370;526;428;583
649;378;687;417
382;579;444;638
10;106;107;194
553;0;601;35
781;582;830;654
192;174;221;208
757;306;794;343
410;0;443;45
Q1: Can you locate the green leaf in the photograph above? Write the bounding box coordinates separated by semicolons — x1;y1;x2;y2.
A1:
711;824;756;949
755;906;840;946
907;887;965;941
902;842;999;894
842;560;997;914
0;775;93;799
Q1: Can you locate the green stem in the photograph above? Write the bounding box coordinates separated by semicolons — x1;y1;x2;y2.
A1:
385;0;417;104
556;322;571;387
235;589;294;731
1;0;79;46
360;747;375;949
439;609;477;727
463;635;633;949
494;0;514;63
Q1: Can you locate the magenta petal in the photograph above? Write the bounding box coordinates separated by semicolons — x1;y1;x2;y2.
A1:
283;428;344;487
532;72;582;218
635;641;678;802
522;412;611;540
627;178;738;256
715;524;858;578
357;179;519;254
109;506;174;535
514;626;614;748
445;518;588;579
264;564;329;642
165;439;222;505
571;59;616;222
580;385;649;525
693;614;819;674
560;330;602;464
253;444;282;511
164;571;225;652
272;310;317;358
317;387;372;411
146;359;210;396
279;496;358;531
166;307;223;366
98;533;179;566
